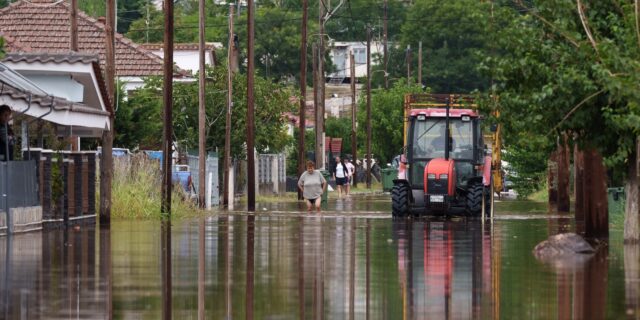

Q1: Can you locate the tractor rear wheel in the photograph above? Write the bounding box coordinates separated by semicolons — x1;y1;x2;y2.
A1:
466;182;483;216
391;183;410;217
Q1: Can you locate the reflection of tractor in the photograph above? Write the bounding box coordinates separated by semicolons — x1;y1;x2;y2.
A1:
391;94;500;217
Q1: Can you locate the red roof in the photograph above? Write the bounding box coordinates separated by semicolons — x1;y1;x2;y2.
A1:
325;137;342;153
0;0;169;77
409;108;479;118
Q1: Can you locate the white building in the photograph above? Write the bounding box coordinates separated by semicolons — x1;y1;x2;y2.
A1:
327;41;384;83
140;43;221;75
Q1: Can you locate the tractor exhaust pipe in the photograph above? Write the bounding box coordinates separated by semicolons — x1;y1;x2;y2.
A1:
445;97;450;160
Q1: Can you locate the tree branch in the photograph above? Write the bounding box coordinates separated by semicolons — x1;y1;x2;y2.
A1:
547;89;605;136
514;0;580;48
576;0;599;55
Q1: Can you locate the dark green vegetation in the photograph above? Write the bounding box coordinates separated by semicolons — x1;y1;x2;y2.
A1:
115;66;293;160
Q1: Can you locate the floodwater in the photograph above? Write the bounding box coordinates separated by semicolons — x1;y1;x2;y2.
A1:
0;196;638;319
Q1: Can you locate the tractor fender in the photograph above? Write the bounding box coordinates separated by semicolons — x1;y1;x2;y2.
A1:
482;156;492;187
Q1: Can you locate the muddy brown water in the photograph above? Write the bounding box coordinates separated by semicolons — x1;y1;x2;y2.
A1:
0;196;638;319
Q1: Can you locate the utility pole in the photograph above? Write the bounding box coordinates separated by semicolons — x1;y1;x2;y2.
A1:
350;50;357;188
198;0;206;209
70;0;78;51
247;0;256;211
418;41;422;88
312;44;318;165
101;0;115;225
366;26;372;189
161;0;174;215
406;45;411;85
223;5;234;207
298;0;308;200
316;0;325;170
383;0;388;90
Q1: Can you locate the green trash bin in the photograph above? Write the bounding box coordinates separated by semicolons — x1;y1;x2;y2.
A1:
320;170;330;206
607;187;625;217
381;168;398;192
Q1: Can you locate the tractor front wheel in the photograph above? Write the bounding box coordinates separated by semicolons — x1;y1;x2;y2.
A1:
466;182;483;216
391;183;410;217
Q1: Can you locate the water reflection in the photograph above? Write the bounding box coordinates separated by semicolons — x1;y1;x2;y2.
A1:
0;214;633;319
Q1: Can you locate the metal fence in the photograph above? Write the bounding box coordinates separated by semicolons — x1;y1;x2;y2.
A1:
0;160;39;210
187;153;219;208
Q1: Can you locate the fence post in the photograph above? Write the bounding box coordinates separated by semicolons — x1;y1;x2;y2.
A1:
87;153;96;216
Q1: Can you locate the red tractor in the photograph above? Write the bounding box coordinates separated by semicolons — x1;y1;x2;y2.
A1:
391;94;496;217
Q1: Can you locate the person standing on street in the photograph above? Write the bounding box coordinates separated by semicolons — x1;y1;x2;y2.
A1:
333;156;348;198
0;105;15;161
345;158;355;196
298;160;327;212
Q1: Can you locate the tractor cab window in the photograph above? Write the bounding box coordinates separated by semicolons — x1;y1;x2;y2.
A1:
412;119;447;159
412;118;474;160
450;120;473;160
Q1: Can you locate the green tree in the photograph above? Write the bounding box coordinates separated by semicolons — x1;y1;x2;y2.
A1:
357;82;422;166
115;66;294;161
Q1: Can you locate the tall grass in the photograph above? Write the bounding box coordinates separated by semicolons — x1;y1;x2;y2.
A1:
111;155;202;219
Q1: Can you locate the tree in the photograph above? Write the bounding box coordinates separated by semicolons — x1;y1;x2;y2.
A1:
115;66;294;161
486;1;640;240
357;82;422;166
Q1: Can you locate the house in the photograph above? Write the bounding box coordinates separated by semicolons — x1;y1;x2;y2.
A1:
140;43;221;75
0;0;175;92
327;41;384;84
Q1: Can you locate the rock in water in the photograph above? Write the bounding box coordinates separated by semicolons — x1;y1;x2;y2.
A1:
533;233;596;271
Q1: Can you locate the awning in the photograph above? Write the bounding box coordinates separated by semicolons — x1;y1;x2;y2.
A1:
0;62;109;136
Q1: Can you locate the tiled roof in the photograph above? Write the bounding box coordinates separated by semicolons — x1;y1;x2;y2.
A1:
0;0;166;77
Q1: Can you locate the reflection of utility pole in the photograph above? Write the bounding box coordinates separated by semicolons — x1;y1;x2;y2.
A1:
298;0;308;200
223;5;235;208
366;26;372;188
198;0;206;208
350;50;358;188
383;0;388;90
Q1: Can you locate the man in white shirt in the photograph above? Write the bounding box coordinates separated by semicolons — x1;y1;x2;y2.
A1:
333;156;348;198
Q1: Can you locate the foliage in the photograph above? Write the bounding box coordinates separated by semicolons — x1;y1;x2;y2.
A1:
286;128;315;176
0;36;4;59
111;155;199;219
325;116;353;155
371;0;493;92
357;82;422;166
115;66;294;161
484;1;640;193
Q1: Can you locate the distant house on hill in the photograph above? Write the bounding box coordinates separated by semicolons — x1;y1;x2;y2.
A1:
139;43;221;75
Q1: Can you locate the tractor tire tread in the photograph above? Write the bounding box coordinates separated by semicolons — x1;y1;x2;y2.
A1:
391;184;410;217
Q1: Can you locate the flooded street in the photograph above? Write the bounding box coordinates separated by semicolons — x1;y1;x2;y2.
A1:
0;196;638;319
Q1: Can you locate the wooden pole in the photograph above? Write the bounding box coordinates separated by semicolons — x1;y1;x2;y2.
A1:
223;6;234;207
350;50;357;188
557;135;571;212
317;0;325;169
406;45;411;86
312;44;318;164
100;0;115;225
247;0;256;211
298;0;308;200
383;0;388;90
418;41;422;87
198;0;206;208
70;0;78;52
366;26;372;188
161;0;174;214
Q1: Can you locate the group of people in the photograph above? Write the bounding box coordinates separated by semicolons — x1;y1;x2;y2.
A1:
296;155;356;212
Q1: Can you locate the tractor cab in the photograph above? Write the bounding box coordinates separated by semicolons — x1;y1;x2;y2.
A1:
392;95;495;217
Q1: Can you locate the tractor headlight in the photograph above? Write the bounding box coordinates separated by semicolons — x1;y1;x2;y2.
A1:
427;173;436;180
439;174;448;180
